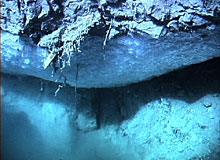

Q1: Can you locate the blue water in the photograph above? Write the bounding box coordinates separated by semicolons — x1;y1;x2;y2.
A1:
2;58;220;160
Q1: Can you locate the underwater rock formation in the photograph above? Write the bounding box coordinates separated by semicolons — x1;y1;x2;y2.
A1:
2;0;220;88
2;58;220;160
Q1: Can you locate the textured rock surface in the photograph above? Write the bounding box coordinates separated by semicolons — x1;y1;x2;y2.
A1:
2;0;220;88
2;58;220;160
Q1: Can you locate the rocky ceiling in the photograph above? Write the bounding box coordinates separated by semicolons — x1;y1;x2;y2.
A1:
2;0;220;88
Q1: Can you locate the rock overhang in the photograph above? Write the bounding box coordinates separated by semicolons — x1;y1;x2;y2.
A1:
1;0;220;88
2;27;220;88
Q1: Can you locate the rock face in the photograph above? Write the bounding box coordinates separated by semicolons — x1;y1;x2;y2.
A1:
2;0;220;88
2;58;220;160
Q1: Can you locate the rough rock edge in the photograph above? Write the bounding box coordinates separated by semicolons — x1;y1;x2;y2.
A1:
2;1;220;47
1;0;220;76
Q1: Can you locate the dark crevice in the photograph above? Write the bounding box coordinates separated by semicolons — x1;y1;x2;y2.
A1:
87;7;109;37
146;12;215;33
20;1;65;44
17;0;21;12
147;14;171;26
169;22;212;33
114;15;134;21
46;0;55;13
91;90;103;129
90;4;99;10
177;3;192;10
105;0;127;8
193;13;220;25
88;22;108;37
98;6;113;21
